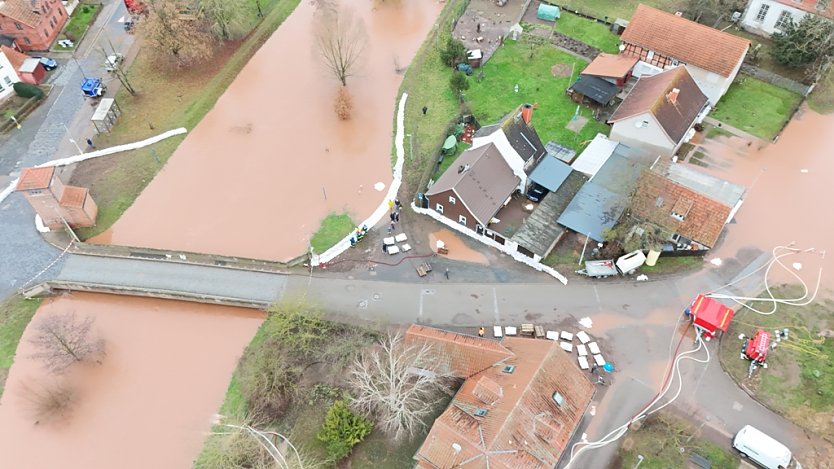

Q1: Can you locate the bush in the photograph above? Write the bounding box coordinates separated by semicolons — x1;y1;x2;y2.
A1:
236;340;299;419
440;37;467;67
13;82;44;99
450;71;469;96
317;400;373;461
82;5;90;13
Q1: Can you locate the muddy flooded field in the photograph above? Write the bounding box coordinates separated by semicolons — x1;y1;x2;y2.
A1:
698;107;834;289
0;293;263;469
93;0;441;262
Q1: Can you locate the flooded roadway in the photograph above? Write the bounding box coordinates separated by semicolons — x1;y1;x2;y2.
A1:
0;293;263;469
93;0;442;262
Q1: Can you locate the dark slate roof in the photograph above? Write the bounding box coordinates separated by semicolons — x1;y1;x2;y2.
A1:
426;143;520;225
529;156;572;192
557;145;650;242
570;75;618;105
0;35;17;48
512;171;588;257
472;106;547;162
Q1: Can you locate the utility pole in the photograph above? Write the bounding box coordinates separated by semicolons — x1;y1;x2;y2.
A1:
99;40;137;95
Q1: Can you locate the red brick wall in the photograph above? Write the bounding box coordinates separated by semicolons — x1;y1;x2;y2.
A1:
0;0;68;51
426;189;477;230
22;190;64;228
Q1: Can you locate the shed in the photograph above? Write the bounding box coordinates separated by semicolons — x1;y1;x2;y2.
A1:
90;98;122;133
689;294;735;339
568;75;618;106
537;3;560;22
17;58;46;85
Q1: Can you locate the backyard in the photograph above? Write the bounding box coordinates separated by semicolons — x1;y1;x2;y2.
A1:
719;286;834;443
55;2;101;49
617;413;740;469
553;10;620;54
556;0;687;22
69;0;301;239
465;39;610;153
710;76;802;140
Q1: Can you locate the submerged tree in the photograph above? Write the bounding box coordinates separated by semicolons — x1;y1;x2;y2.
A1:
348;331;452;441
20;380;75;424
314;7;367;86
334;86;353;120
28;312;105;374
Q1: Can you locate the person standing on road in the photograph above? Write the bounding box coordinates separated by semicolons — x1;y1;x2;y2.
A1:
86;138;95;149
444;268;449;279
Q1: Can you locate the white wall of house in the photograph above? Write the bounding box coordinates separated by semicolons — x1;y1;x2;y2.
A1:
610;112;675;155
0;52;21;101
686;65;739;106
471;131;528;190
741;0;809;36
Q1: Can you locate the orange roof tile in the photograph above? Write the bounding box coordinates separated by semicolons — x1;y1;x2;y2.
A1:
60;186;88;208
405;325;513;378
581;53;638;79
0;45;27;71
0;0;45;27
622;4;749;77
15;166;54;191
414;332;595;469
774;0;834;20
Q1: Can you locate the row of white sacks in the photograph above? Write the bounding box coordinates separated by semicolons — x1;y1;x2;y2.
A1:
493;326;605;371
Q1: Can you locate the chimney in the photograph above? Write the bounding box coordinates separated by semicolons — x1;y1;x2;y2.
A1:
666;88;680;104
521;103;534;124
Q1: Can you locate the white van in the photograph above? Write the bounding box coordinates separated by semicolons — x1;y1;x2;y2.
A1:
733;425;801;469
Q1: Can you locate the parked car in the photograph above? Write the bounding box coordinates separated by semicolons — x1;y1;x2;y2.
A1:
33;56;58;71
525;182;549;202
104;53;124;72
733;425;801;469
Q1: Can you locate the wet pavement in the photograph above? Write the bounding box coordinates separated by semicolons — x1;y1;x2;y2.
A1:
0;293;263;469
95;0;443;262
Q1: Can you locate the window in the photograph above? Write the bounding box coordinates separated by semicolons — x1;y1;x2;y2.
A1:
775;11;793;29
59;8;63;16
0;82;5;93
755;4;769;22
671;211;686;221
435;203;444;214
3;77;11;86
44;29;49;37
458;215;467;225
24;37;31;45
448;195;456;205
41;4;47;13
646;50;655;61
635;120;649;129
15;22;24;30
655;196;665;208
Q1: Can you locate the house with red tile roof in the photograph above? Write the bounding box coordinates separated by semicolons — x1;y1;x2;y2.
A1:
0;44;25;99
0;0;68;51
608;66;710;156
621;4;749;105
630;158;745;249
741;0;833;37
407;325;595;469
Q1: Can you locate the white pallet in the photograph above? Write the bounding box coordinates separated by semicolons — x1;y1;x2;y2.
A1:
493;326;503;338
578;356;590;370
588;342;601;355
560;331;574;341
576;331;591;344
546;330;559;340
577;344;588;357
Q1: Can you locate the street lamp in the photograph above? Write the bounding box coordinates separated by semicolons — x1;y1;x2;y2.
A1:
62;123;83;154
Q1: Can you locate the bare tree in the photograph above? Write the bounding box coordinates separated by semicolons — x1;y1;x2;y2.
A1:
140;0;213;66
19;380;75;424
314;7;367;86
198;0;247;40
348;331;452;441
28;312;105;374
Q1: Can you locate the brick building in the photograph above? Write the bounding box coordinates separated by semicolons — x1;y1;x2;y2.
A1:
0;0;68;51
15;166;98;229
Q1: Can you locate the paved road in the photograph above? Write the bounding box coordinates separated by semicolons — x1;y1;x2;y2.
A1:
0;0;134;299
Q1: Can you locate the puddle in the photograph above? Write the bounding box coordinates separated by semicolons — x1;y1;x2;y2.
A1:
0;293;263;468
428;229;489;265
93;0;442;262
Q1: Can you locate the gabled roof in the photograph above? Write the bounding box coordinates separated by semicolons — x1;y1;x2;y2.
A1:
15;166;54;191
630;160;744;248
570;75;618;105
426;143;520;226
405;325;513;378
414;333;595;469
558;144;650;242
581;53;638;79
0;0;44;27
0;44;27;71
609;66;708;144
622;4;749;77
772;0;834;20
473;106;547;162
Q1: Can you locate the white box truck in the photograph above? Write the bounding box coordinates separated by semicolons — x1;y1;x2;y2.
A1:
732;425;801;469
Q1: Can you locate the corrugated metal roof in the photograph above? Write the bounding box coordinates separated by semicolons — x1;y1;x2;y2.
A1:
528;156;572;192
666;162;744;208
570;74;618;105
570;133;618;178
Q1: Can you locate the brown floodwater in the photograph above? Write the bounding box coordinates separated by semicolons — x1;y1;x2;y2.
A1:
699;107;834;289
93;0;442;262
428;229;490;265
0;293;263;469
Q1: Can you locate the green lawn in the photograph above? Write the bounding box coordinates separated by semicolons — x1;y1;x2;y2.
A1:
710;77;801;140
719;286;834;441
554;11;620;54
639;256;703;275
71;0;301;239
60;2;100;45
310;213;354;254
0;296;40;398
465;40;610;153
619;413;739;469
706;126;734;139
557;0;687;22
